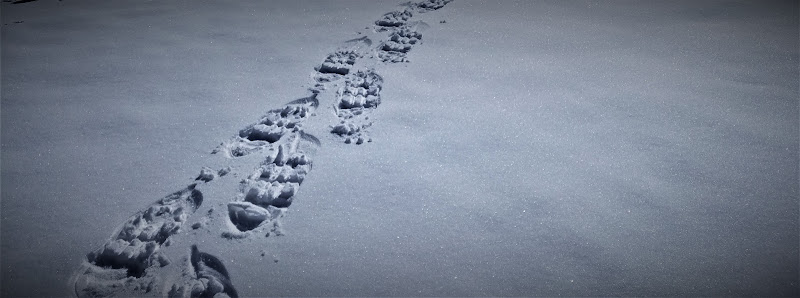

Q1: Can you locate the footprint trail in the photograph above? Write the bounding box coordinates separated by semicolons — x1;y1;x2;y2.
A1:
71;0;455;296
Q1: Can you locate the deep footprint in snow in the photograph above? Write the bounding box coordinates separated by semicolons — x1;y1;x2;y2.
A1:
317;49;358;76
330;69;383;144
72;185;203;296
316;49;358;75
378;25;423;63
168;245;239;298
225;131;318;235
376;0;453;62
314;36;372;83
412;0;454;12
375;9;413;28
213;94;318;158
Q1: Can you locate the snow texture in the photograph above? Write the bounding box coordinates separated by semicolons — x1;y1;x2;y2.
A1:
1;0;798;297
62;0;456;296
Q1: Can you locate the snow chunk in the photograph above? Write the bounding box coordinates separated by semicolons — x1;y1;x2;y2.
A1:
228;201;271;232
196;167;216;182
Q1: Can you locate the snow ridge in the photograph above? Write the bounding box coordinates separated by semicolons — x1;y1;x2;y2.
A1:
70;0;454;296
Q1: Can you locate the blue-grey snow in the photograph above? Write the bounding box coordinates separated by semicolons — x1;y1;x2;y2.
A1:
1;0;797;296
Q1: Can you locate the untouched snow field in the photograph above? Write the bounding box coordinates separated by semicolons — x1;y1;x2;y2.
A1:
2;0;798;296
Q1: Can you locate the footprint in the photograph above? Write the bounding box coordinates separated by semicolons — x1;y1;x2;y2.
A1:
213;95;318;158
314;36;372;83
378;25;423;63
316;49;358;75
225;131;318;235
169;245;239;298
331;69;383;144
413;0;454;12
375;10;413;28
73;185;203;296
238;96;318;142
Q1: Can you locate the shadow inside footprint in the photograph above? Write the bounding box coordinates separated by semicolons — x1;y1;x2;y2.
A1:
190;245;238;298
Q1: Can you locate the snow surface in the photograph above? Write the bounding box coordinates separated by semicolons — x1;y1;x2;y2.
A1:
2;0;798;296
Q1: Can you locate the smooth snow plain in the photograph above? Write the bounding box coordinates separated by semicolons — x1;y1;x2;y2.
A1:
1;0;798;296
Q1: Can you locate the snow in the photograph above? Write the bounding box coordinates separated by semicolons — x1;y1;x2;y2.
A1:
2;0;798;297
